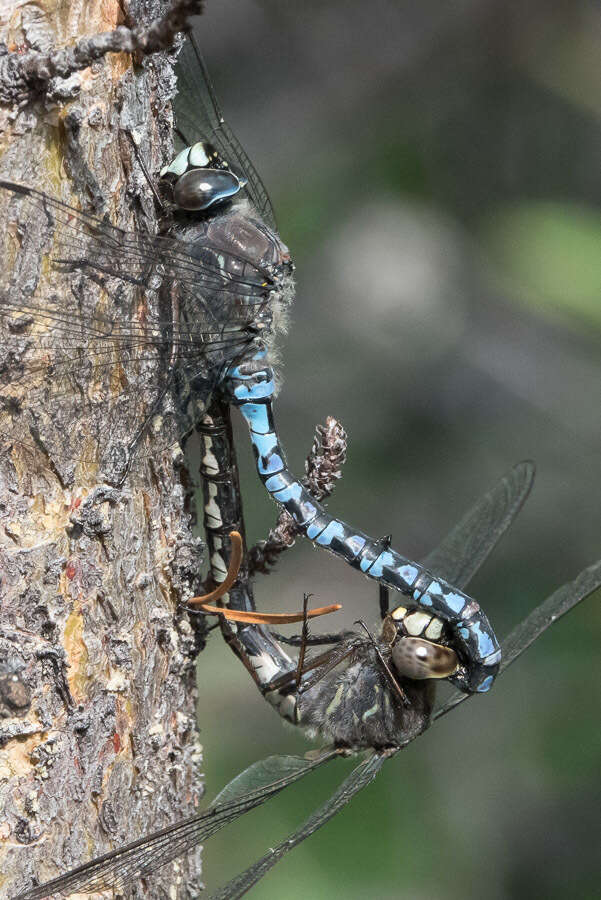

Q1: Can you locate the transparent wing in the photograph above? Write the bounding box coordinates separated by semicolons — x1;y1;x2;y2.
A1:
0;181;269;472
434;558;601;720
421;461;536;591
14;752;338;900
209;751;389;900
211;557;601;897
174;33;278;230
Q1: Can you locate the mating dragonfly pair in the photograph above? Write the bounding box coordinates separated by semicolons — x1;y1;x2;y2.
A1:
15;438;601;899
7;25;600;900
0;35;499;695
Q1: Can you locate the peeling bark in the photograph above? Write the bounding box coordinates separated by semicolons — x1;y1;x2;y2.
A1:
0;3;205;896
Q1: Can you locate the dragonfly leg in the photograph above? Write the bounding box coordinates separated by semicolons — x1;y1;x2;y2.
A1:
354;619;410;709
266;637;364;696
224;349;501;694
271;630;352;647
295;593;311;690
379;584;390;620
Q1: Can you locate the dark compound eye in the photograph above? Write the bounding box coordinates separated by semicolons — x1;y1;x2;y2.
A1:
391;636;458;680
173;168;242;211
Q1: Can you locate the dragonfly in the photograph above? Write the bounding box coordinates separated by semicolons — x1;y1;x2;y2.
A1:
13;451;601;899
0;33;501;694
194;398;478;745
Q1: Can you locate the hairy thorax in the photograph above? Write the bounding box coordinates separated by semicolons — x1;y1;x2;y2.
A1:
168;199;294;351
296;649;435;751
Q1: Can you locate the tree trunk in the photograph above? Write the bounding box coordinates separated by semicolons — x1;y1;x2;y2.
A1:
0;3;204;896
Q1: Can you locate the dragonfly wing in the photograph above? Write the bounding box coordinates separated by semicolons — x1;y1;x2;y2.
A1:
421;461;536;591
434;558;601;720
499;557;601;673
13;752;338;899
174;34;278;231
210;750;389;900
210;750;338;805
0;182;271;327
0;182;264;470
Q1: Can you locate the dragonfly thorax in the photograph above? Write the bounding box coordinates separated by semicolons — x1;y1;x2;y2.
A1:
160;140;243;211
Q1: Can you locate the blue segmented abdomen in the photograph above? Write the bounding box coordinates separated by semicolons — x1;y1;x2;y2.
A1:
224;349;501;694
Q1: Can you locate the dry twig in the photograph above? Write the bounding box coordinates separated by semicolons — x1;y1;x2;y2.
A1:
0;0;204;105
248;416;347;576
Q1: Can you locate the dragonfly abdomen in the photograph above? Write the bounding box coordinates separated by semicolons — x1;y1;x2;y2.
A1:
197;404;297;692
225;348;501;695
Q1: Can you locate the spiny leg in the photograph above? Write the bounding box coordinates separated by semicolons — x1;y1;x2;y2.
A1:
271;630;353;647
267;637;364;696
354;619;409;709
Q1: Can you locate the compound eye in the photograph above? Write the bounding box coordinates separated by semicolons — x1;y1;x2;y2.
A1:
391;637;458;681
173;168;241;211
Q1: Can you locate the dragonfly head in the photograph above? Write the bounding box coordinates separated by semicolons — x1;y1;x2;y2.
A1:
160;140;245;211
383;605;459;681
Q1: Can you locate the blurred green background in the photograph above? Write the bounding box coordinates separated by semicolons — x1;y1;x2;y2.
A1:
190;2;601;898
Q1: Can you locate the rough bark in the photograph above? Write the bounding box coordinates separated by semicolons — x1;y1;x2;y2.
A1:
0;3;204;896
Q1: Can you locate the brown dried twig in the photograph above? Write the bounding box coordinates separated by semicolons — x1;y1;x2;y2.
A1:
248;416;347;576
0;0;204;106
